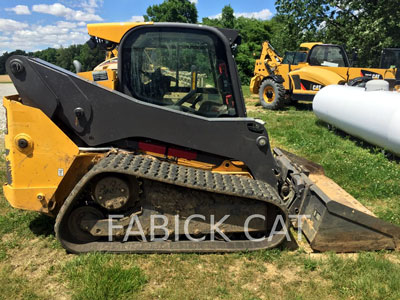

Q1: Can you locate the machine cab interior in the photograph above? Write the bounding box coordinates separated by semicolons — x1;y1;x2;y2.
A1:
120;26;239;118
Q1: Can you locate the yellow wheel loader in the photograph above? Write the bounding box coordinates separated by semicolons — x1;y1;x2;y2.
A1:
3;22;400;253
250;41;397;109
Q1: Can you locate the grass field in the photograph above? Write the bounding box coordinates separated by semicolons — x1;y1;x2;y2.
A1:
0;86;399;300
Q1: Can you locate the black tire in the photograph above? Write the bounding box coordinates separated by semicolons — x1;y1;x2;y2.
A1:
347;76;372;87
258;79;286;110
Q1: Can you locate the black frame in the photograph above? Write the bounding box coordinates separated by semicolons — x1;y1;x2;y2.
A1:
119;23;247;117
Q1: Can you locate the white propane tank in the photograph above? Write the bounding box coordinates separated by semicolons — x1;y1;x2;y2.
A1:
313;82;400;155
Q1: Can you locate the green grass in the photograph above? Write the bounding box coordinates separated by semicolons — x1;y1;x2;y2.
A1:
0;267;43;300
63;254;147;300
0;87;399;299
241;84;252;98
321;252;400;300
248;103;400;225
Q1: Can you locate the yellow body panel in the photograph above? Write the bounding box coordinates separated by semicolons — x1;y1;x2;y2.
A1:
289;65;347;93
3;96;79;213
87;22;153;43
275;64;292;90
299;42;323;50
347;67;397;80
78;69;117;90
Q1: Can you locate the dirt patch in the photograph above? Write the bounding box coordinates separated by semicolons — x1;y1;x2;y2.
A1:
5;237;71;299
0;75;11;83
384;253;400;265
240;259;327;300
246;106;264;113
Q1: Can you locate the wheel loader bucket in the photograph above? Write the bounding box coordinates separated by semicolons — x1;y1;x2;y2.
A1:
274;148;400;252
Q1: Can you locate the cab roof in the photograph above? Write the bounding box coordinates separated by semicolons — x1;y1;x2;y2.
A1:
87;22;153;43
299;42;323;50
87;22;241;47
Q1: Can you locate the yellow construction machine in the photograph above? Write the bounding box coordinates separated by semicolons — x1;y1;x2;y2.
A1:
3;22;400;253
250;41;397;109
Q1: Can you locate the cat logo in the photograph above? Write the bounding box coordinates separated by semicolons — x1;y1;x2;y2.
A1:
312;84;322;91
361;70;382;79
364;73;380;79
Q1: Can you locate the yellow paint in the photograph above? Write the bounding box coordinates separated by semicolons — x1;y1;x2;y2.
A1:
87;22;153;43
251;41;397;99
78;69;117;90
106;49;118;60
3;96;79;213
54;153;103;212
249;75;262;94
299;42;323;50
263;85;275;103
212;161;252;178
139;150;252;177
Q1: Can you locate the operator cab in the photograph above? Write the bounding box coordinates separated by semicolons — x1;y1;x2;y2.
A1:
119;25;241;118
307;45;349;67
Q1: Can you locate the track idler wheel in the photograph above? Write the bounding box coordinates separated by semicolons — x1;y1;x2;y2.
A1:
68;206;104;243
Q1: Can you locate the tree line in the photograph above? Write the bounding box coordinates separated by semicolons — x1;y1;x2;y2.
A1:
1;0;399;84
0;44;105;75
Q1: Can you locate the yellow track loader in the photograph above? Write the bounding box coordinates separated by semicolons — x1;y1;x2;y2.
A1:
250;41;397;109
3;22;400;253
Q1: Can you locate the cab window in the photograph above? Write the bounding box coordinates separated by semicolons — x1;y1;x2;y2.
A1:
121;28;237;118
308;45;348;67
283;51;307;65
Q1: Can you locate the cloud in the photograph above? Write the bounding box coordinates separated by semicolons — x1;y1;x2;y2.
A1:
56;21;78;29
5;5;31;15
0;22;89;53
32;3;103;22
235;9;273;20
207;13;221;19
189;0;198;4
130;16;145;22
208;8;273;21
0;18;29;32
79;0;103;14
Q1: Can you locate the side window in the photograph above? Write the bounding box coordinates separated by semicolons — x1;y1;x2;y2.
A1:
309;46;347;67
309;47;325;66
122;29;237;118
293;52;307;64
283;52;295;64
381;50;400;69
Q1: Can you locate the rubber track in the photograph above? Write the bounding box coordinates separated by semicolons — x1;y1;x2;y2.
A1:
55;152;289;253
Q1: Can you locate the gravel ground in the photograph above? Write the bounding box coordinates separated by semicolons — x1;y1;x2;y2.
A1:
0;83;17;132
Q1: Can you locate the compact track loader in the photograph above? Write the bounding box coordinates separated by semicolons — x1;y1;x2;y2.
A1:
251;41;397;109
3;23;400;253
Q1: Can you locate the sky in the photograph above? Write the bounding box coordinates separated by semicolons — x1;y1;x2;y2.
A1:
0;0;276;54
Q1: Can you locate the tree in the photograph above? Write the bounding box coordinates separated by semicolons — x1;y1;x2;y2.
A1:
221;5;235;29
235;17;273;84
0;44;106;74
202;7;273;84
144;0;198;23
275;0;400;67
